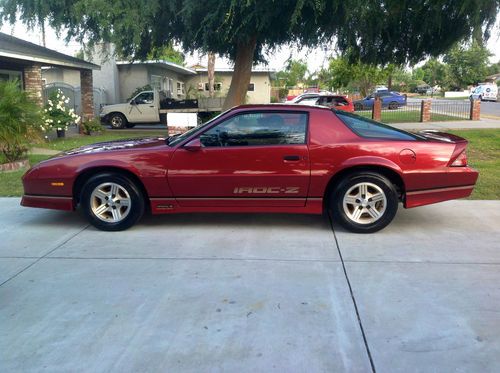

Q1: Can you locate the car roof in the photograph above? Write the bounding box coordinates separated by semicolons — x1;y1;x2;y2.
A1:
232;103;333;112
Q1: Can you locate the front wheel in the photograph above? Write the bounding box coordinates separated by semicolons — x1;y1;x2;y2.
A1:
109;113;127;129
80;173;145;231
330;173;398;233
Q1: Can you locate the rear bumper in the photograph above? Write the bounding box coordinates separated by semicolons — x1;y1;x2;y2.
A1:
404;167;479;208
21;195;74;211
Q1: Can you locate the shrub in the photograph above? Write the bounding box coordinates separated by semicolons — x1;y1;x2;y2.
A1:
42;90;80;131
81;119;105;135
0;80;42;163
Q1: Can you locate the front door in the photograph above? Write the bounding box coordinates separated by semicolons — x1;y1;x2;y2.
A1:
168;111;310;207
127;91;159;123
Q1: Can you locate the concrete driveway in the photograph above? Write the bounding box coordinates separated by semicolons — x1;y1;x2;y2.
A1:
1;198;499;372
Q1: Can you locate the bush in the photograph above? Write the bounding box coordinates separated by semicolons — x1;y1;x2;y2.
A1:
42;90;80;131
81;119;105;135
0;80;42;163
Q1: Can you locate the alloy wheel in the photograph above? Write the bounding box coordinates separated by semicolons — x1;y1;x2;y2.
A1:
90;182;131;223
342;182;387;224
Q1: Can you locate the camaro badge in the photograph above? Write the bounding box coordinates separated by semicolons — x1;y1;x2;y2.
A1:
233;187;300;194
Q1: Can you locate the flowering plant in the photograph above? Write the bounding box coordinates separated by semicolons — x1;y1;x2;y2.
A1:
42;90;80;132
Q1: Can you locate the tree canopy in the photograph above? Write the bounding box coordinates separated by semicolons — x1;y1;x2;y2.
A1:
2;0;499;108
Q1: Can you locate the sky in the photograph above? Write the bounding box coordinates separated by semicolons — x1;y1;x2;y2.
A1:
2;19;500;73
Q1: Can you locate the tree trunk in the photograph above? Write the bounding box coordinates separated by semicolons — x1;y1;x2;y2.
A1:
222;36;257;111
207;52;216;98
387;74;392;90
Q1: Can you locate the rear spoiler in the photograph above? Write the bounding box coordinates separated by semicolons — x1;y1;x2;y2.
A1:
418;130;468;144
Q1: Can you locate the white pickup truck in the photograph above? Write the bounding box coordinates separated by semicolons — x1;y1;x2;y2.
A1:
100;90;200;129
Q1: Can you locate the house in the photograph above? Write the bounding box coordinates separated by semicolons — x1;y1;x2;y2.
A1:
186;67;274;104
0;32;100;121
42;43;275;106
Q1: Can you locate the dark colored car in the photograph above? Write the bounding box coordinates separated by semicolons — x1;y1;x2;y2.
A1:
22;105;478;233
354;91;407;110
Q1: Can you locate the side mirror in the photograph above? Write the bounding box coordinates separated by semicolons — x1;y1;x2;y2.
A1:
130;100;137;105
184;138;202;151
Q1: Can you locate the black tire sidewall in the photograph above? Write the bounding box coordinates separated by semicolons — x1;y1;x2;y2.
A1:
110;113;127;129
331;173;398;233
80;173;144;231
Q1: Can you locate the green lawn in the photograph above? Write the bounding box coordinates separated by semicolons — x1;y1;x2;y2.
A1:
41;130;168;151
0;154;51;197
356;110;463;123
1;129;498;200
449;129;500;200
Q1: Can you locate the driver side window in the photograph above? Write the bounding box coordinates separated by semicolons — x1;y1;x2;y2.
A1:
200;112;307;147
134;92;154;104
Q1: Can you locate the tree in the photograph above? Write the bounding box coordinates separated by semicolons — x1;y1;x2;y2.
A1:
444;41;492;88
2;0;499;110
147;43;185;65
275;59;309;88
319;57;389;96
420;58;448;89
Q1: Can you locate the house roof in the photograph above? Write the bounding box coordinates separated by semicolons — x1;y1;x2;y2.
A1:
0;32;99;70
116;60;197;75
193;67;275;74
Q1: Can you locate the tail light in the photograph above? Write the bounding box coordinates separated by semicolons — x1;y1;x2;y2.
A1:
451;151;467;167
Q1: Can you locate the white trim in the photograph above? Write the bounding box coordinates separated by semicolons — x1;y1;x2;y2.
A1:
116;60;196;75
0;50;99;70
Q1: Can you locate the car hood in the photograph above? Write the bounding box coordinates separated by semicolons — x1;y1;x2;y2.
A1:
62;137;168;156
101;103;127;114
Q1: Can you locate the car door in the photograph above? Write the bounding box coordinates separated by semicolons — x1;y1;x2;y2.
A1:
168;111;310;207
127;91;159;123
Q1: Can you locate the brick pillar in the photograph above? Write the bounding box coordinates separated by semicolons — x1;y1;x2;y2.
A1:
80;69;94;123
23;64;43;106
372;97;382;121
420;100;431;122
470;99;480;121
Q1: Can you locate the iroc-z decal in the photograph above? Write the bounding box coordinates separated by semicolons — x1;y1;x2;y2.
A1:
233;186;300;194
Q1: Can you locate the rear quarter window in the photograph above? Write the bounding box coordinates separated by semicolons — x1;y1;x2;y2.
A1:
335;111;417;141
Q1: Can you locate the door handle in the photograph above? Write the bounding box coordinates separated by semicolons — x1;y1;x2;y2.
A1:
283;155;300;161
149;105;155;108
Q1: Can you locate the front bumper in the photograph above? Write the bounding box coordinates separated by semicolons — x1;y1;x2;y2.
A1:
21;194;74;211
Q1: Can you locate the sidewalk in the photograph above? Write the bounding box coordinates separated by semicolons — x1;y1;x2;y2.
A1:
391;117;500;131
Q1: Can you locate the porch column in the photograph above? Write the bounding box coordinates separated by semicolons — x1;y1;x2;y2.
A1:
80;69;94;122
23;64;43;106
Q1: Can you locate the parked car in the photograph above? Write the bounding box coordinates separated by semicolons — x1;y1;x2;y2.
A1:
354;91;407;110
285;90;332;103
470;83;498;102
100;90;199;129
293;94;354;112
21;105;478;233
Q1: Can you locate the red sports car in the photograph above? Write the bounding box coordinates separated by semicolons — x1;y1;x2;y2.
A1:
21;105;478;233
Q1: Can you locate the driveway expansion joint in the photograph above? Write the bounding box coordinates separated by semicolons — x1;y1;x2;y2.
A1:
0;224;89;287
328;213;377;373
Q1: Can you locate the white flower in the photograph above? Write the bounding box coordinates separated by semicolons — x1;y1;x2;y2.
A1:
65;99;70;104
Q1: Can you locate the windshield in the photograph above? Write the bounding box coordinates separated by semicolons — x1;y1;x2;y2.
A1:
168;111;226;146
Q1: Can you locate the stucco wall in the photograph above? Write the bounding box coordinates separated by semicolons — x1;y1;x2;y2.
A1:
42;68;81;87
186;71;271;104
117;65;148;102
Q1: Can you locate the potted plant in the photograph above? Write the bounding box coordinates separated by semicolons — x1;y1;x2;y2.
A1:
42;90;81;138
0;80;42;171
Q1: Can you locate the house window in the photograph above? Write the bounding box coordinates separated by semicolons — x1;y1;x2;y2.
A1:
248;83;255;91
204;82;222;91
0;69;23;88
177;81;185;95
150;75;162;90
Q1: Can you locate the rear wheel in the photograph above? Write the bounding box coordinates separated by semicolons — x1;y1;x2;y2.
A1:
330;172;398;233
109;113;127;129
388;101;398;110
80;173;144;231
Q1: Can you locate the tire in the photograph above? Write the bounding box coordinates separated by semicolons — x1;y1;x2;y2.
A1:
80;173;145;231
388;101;398;110
125;123;136;128
330;172;398;233
354;103;363;111
109;113;127;129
